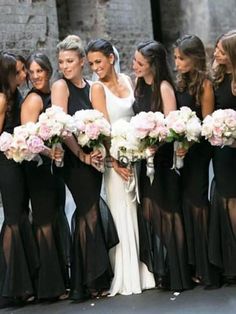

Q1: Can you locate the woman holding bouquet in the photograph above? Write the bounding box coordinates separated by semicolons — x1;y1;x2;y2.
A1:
21;52;70;300
209;30;236;283
132;40;192;291
173;35;220;288
0;52;38;303
86;38;155;296
51;35;118;301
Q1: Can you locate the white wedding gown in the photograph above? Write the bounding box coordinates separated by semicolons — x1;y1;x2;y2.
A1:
97;74;155;296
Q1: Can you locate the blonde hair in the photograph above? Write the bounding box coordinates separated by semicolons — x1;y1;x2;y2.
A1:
57;35;85;58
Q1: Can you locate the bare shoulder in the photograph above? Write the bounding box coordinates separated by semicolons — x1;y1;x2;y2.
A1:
91;82;105;93
22;92;43;110
202;78;213;89
160;80;175;93
51;79;68;91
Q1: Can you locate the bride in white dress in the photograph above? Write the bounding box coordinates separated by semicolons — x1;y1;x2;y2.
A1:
86;39;155;296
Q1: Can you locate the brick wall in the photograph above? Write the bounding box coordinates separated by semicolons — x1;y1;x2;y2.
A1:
0;0;59;69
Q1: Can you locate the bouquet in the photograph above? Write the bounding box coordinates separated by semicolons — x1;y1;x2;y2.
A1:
165;106;202;170
110;119;144;202
73;109;111;172
0;123;45;163
130;111;167;184
201;109;236;146
37;105;76;166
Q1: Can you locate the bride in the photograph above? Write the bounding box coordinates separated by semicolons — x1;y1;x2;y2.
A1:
86;39;155;296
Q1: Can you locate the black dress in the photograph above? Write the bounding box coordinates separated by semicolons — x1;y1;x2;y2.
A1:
133;81;192;291
0;89;38;299
61;79;118;300
209;74;236;278
176;90;219;286
23;89;70;299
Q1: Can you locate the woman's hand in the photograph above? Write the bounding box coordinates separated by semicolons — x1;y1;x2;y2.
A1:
147;145;158;156
112;159;132;181
176;146;188;158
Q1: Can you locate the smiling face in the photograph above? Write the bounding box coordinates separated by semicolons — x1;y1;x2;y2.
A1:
15;60;26;87
87;51;114;80
132;50;153;80
214;40;230;66
174;48;194;74
58;50;84;81
28;61;50;93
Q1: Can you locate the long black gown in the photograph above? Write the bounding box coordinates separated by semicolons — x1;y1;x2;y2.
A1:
0;89;38;300
133;81;192;291
176;90;219;286
61;79;118;300
209;74;236;278
23;89;70;299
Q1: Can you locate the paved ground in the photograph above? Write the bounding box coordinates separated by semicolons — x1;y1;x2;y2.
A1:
0;285;236;314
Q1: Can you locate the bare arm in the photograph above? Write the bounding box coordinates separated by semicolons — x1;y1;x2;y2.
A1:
21;93;43;124
160;80;177;116
200;79;214;118
90;83;110;121
0;94;7;134
51;79;69;113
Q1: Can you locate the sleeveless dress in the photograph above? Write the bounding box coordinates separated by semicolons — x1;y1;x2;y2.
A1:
209;74;236;278
176;90;219;287
23;88;70;299
61;79;118;301
133;81;192;291
96;74;155;296
0;89;38;299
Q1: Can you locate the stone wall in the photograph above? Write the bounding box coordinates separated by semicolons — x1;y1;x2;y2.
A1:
160;0;236;54
0;0;59;69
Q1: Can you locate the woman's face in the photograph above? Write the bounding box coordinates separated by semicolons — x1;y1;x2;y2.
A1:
28;61;49;92
132;50;152;79
213;40;230;66
87;51;114;79
174;48;194;73
58;50;84;80
15;60;26;87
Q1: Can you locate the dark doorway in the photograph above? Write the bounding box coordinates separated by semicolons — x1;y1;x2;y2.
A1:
150;0;162;42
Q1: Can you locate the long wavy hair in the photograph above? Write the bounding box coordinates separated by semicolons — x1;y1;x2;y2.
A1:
0;52;17;118
212;30;236;95
134;40;174;112
173;34;207;106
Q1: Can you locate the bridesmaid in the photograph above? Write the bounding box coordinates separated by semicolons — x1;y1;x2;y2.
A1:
173;34;220;288
21;52;69;300
51;35;118;301
209;30;236;284
132;40;192;291
0;52;37;302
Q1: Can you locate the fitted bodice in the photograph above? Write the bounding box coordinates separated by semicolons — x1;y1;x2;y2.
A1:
27;88;51;113
176;89;203;120
94;74;134;124
214;74;236;110
65;78;92;115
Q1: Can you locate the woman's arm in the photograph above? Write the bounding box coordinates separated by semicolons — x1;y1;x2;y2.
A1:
160;80;177;115
51;79;69;113
21;93;43;124
90;83;110;121
0;94;6;134
200;79;214;118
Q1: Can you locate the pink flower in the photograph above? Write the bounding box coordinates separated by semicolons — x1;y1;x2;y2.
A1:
85;123;101;140
27;135;45;154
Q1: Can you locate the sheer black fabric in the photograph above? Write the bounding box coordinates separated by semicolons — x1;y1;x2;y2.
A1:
209;74;236;278
22;89;70;299
176;90;219;286
0;93;38;299
62;79;118;300
134;82;192;291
